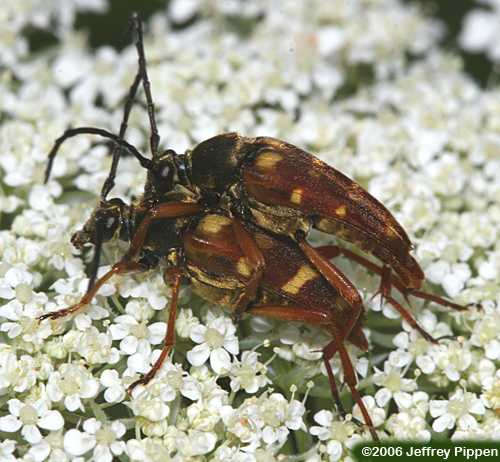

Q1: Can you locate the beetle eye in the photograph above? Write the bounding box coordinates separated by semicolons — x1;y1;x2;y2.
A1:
161;165;170;178
106;216;115;228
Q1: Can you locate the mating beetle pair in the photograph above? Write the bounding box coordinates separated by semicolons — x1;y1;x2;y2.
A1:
40;14;467;440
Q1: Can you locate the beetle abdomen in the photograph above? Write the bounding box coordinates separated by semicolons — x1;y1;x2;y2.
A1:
242;138;424;289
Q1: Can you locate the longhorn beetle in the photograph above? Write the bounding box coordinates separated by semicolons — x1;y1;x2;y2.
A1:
40;14;470;440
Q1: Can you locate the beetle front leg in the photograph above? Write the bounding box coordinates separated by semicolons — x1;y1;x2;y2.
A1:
128;267;182;393
125;201;202;262
39;260;144;321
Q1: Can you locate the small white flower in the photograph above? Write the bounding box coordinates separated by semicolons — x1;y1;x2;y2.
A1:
0;399;63;444
99;369;126;404
430;389;485;433
387;412;431;441
0;350;37;393
64;418;126;462
310;409;360;461
434;341;473;382
471;308;500;360
128;381;174;423
229;350;270;394
259;393;305;445
0;439;17;462
187;313;239;374
481;370;500;413
46;363;99;411
352;396;386;429
373;363;417;408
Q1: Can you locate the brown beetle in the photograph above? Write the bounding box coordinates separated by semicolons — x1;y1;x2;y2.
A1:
44;15;465;329
40;14;470;441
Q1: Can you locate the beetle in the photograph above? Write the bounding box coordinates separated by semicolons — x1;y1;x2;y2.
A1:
44;15;465;328
39;13;470;440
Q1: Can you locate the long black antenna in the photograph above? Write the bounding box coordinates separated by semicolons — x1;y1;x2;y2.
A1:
100;71;142;199
132;12;161;161
44;126;154;183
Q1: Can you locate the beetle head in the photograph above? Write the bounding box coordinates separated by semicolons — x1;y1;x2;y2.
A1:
71;198;130;249
149;149;178;193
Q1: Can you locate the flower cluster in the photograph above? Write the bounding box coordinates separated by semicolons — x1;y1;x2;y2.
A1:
1;0;499;460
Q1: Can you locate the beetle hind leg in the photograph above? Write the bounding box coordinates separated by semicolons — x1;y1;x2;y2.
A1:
325;334;379;441
316;244;469;321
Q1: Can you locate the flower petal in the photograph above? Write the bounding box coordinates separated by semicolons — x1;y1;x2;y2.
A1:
187;343;210;367
210;348;231;374
38;410;64;431
64;429;96;456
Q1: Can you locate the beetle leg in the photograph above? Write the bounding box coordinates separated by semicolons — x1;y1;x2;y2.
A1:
333;333;379;441
370;265;392;310
295;235;363;311
316;244;467;311
231;218;266;320
39;260;144;321
247;304;378;441
128;267;182;393
321;340;346;418
125;201;202;261
384;295;437;344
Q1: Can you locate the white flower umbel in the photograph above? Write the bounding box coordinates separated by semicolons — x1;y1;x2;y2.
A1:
2;0;500;458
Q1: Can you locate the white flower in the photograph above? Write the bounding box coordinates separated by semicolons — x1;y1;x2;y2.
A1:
46;363;99;411
0;439;17;462
229;350;270;394
187;313;239;374
0;349;37;393
99;370;126;404
471;307;500;360
108;299;165;373
352;396;386;429
460;4;500;60
25;431;69;462
481;370;500;412
373;363;418;408
0;399;63;444
310;410;360;461
66;326;120;365
434;341;473;382
259;393;305;445
430;389;485;432
390;309;452;372
128;381;175;424
387;412;431;441
64;418;126;461
126;437;171;461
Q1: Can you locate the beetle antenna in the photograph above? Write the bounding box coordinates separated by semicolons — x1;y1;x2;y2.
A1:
101;70;143;199
131;13;161;161
44;126;155;183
